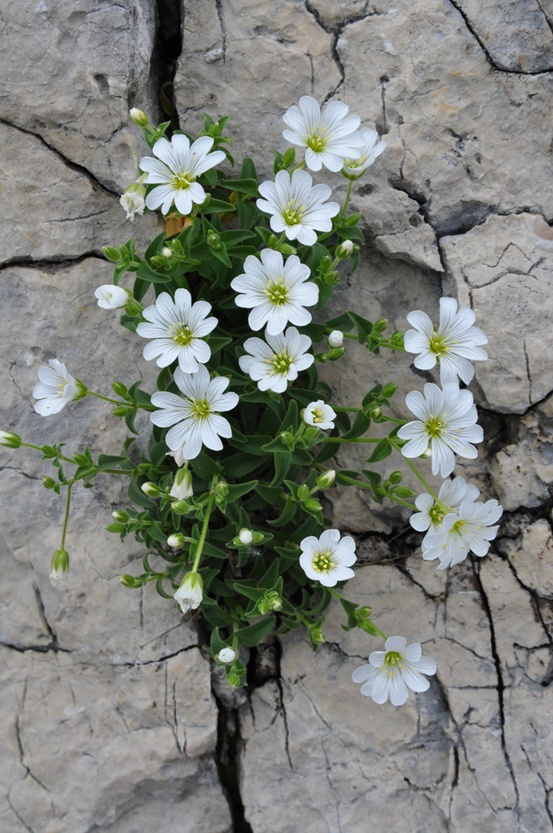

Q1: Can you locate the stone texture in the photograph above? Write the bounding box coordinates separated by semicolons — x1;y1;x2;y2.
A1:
442;212;553;414
1;0;552;830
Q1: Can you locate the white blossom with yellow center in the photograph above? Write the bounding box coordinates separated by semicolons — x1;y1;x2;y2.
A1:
137;289;218;374
282;95;364;172
299;529;356;587
231;249;319;336
239;327;314;394
33;359;80;416
342;127;387;176
257;169;340;246
303;400;336;430
421;497;503;570
352;636;437;706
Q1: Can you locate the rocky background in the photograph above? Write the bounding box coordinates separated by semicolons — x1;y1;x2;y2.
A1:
1;0;552;830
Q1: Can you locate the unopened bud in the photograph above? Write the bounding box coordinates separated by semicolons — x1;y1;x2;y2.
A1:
161;246;172;258
171;500;192;514
369;406;382;419
167;533;185;549
119;573;143;588
129;108;149;127
328;330;344;348
336;239;354;259
50;549;69;588
218;647;237;663
111;381;129;398
112;510;129;523
228;672;241;688
141;481;161;497
303;498;322;513
43;476;57;490
309;625;326;645
239;528;253;545
206;231;221;249
316;469;336;490
0;431;21;448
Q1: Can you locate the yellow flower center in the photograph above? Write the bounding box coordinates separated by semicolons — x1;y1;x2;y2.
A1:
344;154;366;169
190;399;211;420
306;132;327;153
428;329;449;357
282;200;305;226
265;279;289;306
169;323;194;346
429;503;446;525
449;519;468;536
312;550;333;572
311;407;325;424
172;172;195;190
268;351;292;375
384;650;402;667
425;416;446;439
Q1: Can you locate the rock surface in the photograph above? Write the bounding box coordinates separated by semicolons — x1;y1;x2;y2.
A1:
1;0;552;831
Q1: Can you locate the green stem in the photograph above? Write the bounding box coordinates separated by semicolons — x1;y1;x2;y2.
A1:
392;448;445;507
191;492;215;573
338;473;417;510
324;436;381;444
381;415;406;425
21;442;75;465
60;481;73;551
338;179;354;222
379;339;405;352
289;160;306;173
88;390;155;410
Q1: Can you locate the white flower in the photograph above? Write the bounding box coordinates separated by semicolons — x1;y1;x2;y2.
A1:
405;297;488;386
139;135;226;215
167;446;188;467
239;327;314;394
352;636;437;706
422;499;503;569
257;169;340;246
328;330;344;348
303;400;336;430
50;549;69;589
231;249;319;336
410;476;480;533
342;127;387;176
239;529;253;545
119;177;147;221
94;285;131;310
397;383;483;477
174;572;203;614
170;466;193;500
150;366;239;459
218;647;237;663
282;96;363;172
299;528;356;587
136;289;218;374
33;359;82;416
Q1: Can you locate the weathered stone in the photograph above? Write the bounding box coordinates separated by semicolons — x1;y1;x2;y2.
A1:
0;0;157;190
442;212;553;413
498;519;553;599
490;412;553;511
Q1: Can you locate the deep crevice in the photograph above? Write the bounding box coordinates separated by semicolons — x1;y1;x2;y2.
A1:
0;252;105;273
151;0;183;131
213;687;253;833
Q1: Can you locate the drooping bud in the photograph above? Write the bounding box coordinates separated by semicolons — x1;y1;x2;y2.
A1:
119;573;143;588
0;431;21;448
112;510;129;523
328;330;344;348
129;108;149;127
174;572;203;614
170;466;193;501
50;549;69;588
217;647;237;663
167;533;185;549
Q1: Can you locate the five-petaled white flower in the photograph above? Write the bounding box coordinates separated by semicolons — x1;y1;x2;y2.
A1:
422;498;503;569
174;572;203;614
352;636;437;706
137;289;218;374
231;249;319;336
282;96;363;172
303;400;336;430
150;366;238;459
239;327;314;393
119;174;147;220
342;127;387;176
397;383;483;477
299;529;356;587
139;135;226;215
33;359;83;416
405;297;488;386
257;170;340;246
410;476;480;535
95;285;130;310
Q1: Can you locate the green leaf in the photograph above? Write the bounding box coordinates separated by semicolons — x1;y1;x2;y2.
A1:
222;177;259;197
235;617;276;647
342;410;371;440
226;480;258;503
136;260;172;285
197;198;236;213
368;439;392;462
240;157;258;180
348;311;373;342
270;451;292;486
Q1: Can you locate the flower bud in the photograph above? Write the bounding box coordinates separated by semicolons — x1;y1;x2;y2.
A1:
161;246;173;258
141;481;161;497
112;510;129;523
228;672;241;688
95;285;131;310
316;469;336;490
336;239;354;259
111;381;129;398
0;431;21;448
328;330;344;348
42;476;57;490
218;647;237;663
303;498;322;513
50;549;69;588
174;572;203;614
129;108;149;127
214;481;229;502
239;528;253;545
369;406;382;419
206;231;221;249
167;533;185;549
308;624;326;645
171;500;192;514
119;573;143;588
125;298;144;317
170;466;193;501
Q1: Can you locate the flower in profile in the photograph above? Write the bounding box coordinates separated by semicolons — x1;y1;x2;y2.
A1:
342;127;387;176
231;249;318;336
303;400;336;430
150;366;239;459
50;549;69;589
257;170;340;246
168;446;187;467
119;173;147;220
239;327;314;393
170;466;193;500
352;636;437;706
404;297;488;386
94;285;131;310
139;135;226;215
422;498;503;569
282;96;363;172
0;431;21;448
397;383;483;477
137;289;218;374
299;528;356;587
33;359;84;416
410;476;480;534
174;572;203;614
